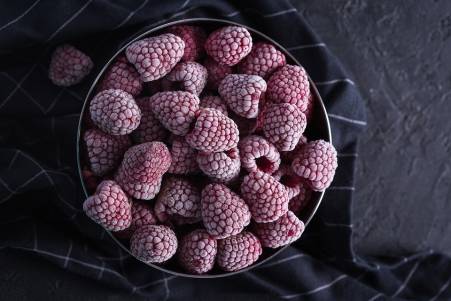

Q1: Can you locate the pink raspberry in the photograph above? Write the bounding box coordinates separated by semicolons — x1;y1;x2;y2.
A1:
253;211;304;248
197;148;240;183
48;44;93;87
186;108;239;153
289;183;312;215
178;229;217;274
201;183;251;239
200;95;228;115
148;91;200;136
154;177;201;225
237;42;286;79
203;57;232;90
166;61;207;95
83;180;132;231
238;135;280;174
167;135;199;174
291;140;338;191
280;135;308;162
218;74;266;118
98;55;143;96
116;201;158;239
266;65;310;112
262;103;307;152
130;225;177;263
89;89;141;135
167;25;206;61
132;97;168;143
125;33;185;82
217;231;262;272
83;128;131;176
273;164;303;200
241;171;289;223
205;26;252;66
115;142;171;199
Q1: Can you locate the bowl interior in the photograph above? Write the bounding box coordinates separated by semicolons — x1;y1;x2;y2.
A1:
77;18;331;278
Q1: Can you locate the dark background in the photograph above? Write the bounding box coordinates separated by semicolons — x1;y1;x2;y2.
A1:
1;0;450;299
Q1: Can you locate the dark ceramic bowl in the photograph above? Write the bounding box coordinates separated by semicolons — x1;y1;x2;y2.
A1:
77;18;331;278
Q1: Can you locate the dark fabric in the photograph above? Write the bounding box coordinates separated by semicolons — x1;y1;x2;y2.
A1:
0;0;449;300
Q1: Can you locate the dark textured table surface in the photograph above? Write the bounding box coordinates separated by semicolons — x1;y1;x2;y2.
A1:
2;0;451;299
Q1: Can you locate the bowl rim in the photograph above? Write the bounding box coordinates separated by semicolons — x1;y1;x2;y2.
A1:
76;17;332;278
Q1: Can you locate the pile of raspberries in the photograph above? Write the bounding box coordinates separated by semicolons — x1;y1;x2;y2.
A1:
52;24;338;274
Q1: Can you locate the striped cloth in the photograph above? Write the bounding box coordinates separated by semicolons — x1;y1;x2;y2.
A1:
0;1;450;300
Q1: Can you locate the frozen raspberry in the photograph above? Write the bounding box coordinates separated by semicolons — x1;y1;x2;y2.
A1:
130;225;177;263
238;135;280;174
280;135;308;162
89;89;141;136
201;184;250;239
167;136;199;174
205;26;252;66
203;57;232;90
98;55;143;96
115;142;171;199
178;229;217;274
155;177;201;225
83;128;131;176
237;42;286;79
197;148;240;183
186;108;239;153
262;103;307;152
273;164;303;200
266;65;310;112
166;62;207;95
292;140;338;191
200;95;228;115
304;92;315;121
48;44;93;87
253;211;304;248
148;91;200;136
83;180;131;231
241;171;289;223
217;231;262;272
289;183;312;215
167;25;206;61
117;201;158;239
218;74;266;118
125;33;185;82
132;97;168;143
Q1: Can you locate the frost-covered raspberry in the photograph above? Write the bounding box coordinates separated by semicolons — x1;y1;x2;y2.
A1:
241;171;289;223
186;108;239;153
167;135;199;174
130;225;177;263
117;201;158;238
83;180;131;231
218;74;266;118
155;177;201;225
253;211;304;248
280;135;308;162
115;142;171;199
262;103;307;152
126;33;185;82
48;44;93;87
201;184;250;239
291;140;338;191
89;89;141;135
266;65;310;112
84;128;131;176
238;135;280;174
166;62;207;95
205;26;252;66
200;95;228;115
237;42;286;79
273;164;303;200
217;231;262;272
178;229;217;274
132;97;168;143
98;55;142;96
204;57;232;90
197;148;240;183
167;25;206;61
149;91;200;136
289;183;312;215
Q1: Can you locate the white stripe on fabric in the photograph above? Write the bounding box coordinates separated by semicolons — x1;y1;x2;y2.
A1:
64;240;73;268
328;186;355;191
259;254;305;268
286;43;326;51
263;8;297;18
429;276;451;301
392;261;422;297
113;0;150;29
328;114;367;126
323;222;354;228
0;0;41;32
224;10;240;17
367;293;383;301
315;78;355;86
281;274;348;298
338;153;359;158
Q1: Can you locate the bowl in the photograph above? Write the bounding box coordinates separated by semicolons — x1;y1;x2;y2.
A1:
77;18;331;278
